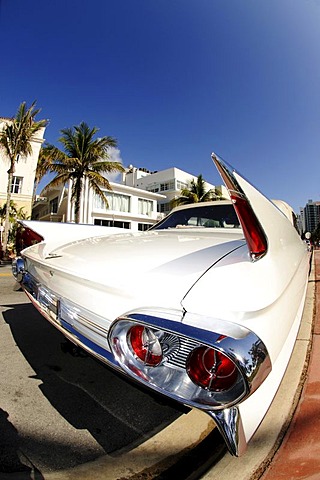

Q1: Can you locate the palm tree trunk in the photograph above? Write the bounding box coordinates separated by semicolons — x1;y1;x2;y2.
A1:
74;178;83;224
3;167;14;255
32;179;39;204
74;192;81;224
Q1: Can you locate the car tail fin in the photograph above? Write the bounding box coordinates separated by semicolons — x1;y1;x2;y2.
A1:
212;152;304;262
212;153;268;261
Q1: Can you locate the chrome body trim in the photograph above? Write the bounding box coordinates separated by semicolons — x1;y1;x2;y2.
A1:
19;271;117;369
110;312;272;398
22;272;40;300
109;312;271;456
208;407;246;457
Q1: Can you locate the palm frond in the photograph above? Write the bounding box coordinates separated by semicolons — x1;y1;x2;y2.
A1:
41;122;121;222
172;174;218;207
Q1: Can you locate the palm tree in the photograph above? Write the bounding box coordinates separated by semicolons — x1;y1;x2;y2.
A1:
45;122;125;223
0;201;24;254
171;174;222;207
0;202;28;255
0;200;18;225
0;101;47;254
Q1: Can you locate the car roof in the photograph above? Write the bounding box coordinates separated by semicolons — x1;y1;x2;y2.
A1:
170;200;233;214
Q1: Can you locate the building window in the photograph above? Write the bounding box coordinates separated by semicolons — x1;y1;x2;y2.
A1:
159;202;171;213
94;219;130;229
11;176;23;194
160;180;175;192
94;192;130;212
177;180;188;190
50;197;58;214
138;198;153;215
138;223;152;231
146;185;159;193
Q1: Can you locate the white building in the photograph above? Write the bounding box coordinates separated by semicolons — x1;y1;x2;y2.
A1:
32;179;166;232
0;117;46;217
121;165;228;214
32;164;228;232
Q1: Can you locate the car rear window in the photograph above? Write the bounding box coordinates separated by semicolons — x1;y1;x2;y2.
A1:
151;204;241;230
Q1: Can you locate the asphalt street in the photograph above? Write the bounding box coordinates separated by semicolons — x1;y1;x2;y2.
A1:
0;264;187;476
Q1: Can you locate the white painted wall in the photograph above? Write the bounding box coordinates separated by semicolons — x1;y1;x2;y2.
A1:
0;118;46;216
33;180;165;231
121;165;229;213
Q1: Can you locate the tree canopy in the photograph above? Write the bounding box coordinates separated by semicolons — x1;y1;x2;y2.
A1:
171;174;223;208
43;122;124;223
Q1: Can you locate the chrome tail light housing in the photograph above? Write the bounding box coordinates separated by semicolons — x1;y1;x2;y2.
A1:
108;313;271;411
108;312;272;457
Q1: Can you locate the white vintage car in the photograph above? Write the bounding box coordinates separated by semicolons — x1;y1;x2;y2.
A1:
12;153;310;456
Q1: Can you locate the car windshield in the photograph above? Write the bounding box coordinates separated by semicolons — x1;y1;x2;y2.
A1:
151;204;241;230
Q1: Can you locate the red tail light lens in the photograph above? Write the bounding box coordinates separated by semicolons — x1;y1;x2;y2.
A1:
128;325;163;366
231;195;267;259
16;225;44;254
187;346;238;392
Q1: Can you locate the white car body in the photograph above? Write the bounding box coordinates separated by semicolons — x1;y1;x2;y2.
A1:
12;153;310;456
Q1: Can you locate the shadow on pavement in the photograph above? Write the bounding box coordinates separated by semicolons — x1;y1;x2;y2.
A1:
0;408;42;479
2;302;186;471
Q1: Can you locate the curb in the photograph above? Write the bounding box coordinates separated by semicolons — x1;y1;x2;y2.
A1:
39;410;218;480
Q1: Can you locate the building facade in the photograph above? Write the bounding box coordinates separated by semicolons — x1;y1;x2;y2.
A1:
0;117;46;217
120;165;228;214
300;199;320;234
32;179;166;232
32;164;228;232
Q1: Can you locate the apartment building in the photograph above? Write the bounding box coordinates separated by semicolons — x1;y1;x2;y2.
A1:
32;163;227;232
301;199;320;233
0;117;46;217
121;165;228;214
32;179;166;231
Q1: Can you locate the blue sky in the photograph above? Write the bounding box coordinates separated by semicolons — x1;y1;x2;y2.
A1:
1;0;320;212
